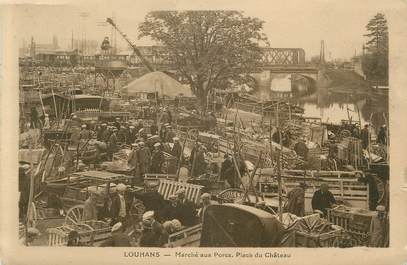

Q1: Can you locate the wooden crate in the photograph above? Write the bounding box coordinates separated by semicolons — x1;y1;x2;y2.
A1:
293;228;343;247
327;206;374;246
158;179;203;205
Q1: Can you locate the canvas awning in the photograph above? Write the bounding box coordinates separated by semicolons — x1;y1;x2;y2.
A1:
123;71;193;98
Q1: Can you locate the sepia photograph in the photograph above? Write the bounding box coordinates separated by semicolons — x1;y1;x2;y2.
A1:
5;0;396;251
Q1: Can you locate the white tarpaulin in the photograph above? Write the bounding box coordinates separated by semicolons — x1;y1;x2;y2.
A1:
123;71;193;98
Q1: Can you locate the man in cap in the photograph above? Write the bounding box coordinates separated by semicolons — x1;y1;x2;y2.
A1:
193;145;207;177
128;143;142;186
175;188;197;226
97;123;107;141
150;123;158;136
285;182;306;217
107;127;118;160
171;137;183;168
114;117;121;130
80;124;92;140
151;142;164;174
369;205;389;247
165;126;176;143
220;153;236;188
378;124;387;145
139;211;168;247
83;190;99;221
197;193;212;222
361;124;370;149
311;183;336;217
110;183;127;226
100;222;131;247
138;141;151;174
117;122;129;144
159;125;167;142
101;124;111;143
19;165;30;219
127;125;136;144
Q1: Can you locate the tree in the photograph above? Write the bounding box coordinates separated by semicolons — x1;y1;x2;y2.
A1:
362;13;388;84
138;11;269;111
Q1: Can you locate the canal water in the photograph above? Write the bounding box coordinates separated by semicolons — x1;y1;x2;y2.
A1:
296;88;389;132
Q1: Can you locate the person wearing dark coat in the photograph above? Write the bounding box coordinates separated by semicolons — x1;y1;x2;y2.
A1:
174;189;196;227
107;128;118;160
311;183;336;217
97;124;108;141
109;183;127;226
171;137;182;167
220;154;236;188
101;126;111;143
294;139;309;160
150;143;164;174
377;125;387;145
150;123;158;136
361;124;370;149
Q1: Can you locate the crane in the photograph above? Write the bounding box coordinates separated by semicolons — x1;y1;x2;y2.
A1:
106;17;155;72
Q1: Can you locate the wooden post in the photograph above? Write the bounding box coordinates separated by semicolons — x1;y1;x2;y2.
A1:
276;102;283;221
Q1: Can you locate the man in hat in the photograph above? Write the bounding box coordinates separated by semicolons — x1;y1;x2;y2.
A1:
127;125;136;144
117;123;129;144
80;124;92;140
151;142;164;173
220;153;236;188
150;123;158;136
138;141;151;174
128;143;142;186
197;193;212;222
107;128;118;160
97;123;107;141
139;211;168;247
370;205;389;247
311;183;336;217
83;190;99;221
361;124;370;149
100;222;131;247
159;125;167;142
101;124;111;143
110;183;127;226
165;126;176;143
193;145;207;177
378;124;387;145
114;117;121;130
285;182;306;217
175;189;197;226
171;137;183;168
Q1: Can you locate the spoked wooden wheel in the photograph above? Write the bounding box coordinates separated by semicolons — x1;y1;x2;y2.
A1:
65;205;84;225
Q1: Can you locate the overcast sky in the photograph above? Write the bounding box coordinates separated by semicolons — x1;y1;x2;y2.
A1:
7;0;405;60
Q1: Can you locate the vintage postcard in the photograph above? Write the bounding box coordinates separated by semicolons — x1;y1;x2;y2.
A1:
0;0;406;264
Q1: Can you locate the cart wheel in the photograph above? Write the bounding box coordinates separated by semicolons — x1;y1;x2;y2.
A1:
27;202;38;228
65;205;84;225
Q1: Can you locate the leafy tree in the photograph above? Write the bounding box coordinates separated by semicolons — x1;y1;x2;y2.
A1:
362;13;388;84
138;11;268;111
